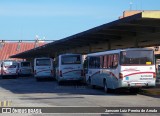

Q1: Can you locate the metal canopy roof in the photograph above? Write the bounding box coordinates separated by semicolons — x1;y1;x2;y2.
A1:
10;11;160;59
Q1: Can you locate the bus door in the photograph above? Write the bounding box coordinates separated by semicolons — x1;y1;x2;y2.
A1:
89;56;101;86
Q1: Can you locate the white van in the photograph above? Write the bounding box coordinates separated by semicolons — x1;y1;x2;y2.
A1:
1;60;19;79
18;61;32;76
34;57;54;81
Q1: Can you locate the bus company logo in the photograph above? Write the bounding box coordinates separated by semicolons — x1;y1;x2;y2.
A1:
141;75;152;77
2;108;11;113
125;77;129;80
122;68;139;72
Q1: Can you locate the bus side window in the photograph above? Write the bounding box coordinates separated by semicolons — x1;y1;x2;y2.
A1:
94;57;100;68
89;57;100;68
100;56;104;68
89;57;93;68
113;54;119;68
108;54;113;69
103;55;108;68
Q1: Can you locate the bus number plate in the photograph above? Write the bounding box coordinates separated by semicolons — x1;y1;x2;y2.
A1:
135;83;142;86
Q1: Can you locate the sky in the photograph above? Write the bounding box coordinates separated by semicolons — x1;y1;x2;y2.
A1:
0;0;160;41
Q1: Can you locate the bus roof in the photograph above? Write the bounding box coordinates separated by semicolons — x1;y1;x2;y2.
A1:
87;48;153;56
34;57;51;59
2;60;17;62
20;61;30;63
59;53;82;56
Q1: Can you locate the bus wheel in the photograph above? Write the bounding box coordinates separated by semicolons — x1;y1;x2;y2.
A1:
104;80;108;93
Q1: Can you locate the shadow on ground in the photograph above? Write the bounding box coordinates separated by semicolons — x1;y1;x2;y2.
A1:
0;76;140;96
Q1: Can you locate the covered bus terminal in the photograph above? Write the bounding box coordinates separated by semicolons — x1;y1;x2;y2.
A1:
10;11;160;61
0;11;160;112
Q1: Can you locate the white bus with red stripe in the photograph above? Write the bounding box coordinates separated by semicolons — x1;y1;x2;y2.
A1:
55;54;83;84
1;60;19;79
84;48;156;93
34;57;54;81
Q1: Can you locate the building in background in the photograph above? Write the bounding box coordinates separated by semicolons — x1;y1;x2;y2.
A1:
119;10;143;19
0;40;46;61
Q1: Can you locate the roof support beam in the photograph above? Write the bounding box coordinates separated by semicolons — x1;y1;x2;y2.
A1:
112;23;160;33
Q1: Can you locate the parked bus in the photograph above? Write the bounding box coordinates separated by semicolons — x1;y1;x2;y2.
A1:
18;61;32;76
84;48;156;93
55;54;83;84
34;57;54;81
1;60;19;79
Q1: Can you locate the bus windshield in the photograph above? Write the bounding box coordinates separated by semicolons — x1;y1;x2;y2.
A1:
21;62;30;67
36;59;51;66
120;50;154;65
61;55;81;65
3;61;13;66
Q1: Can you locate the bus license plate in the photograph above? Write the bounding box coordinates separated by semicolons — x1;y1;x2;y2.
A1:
135;83;142;86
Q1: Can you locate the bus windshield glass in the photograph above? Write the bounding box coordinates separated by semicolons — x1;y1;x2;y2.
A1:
120;50;154;65
21;62;30;67
36;59;51;66
3;61;13;66
61;55;81;65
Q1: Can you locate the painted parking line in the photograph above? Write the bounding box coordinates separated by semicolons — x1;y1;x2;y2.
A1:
0;101;12;107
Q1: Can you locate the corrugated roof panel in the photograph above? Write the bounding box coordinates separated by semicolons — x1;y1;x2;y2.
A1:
4;44;9;60
0;42;46;61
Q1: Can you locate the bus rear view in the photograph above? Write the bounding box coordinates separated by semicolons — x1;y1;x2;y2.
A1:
1;60;19;79
56;54;83;84
18;61;32;76
120;49;156;90
34;58;54;81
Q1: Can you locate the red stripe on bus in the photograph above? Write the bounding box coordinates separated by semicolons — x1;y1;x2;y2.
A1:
62;70;81;74
122;69;140;72
36;69;51;74
109;72;118;80
91;71;118;80
90;71;100;77
124;72;154;77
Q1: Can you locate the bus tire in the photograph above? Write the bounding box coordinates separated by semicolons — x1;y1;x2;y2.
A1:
103;80;108;93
